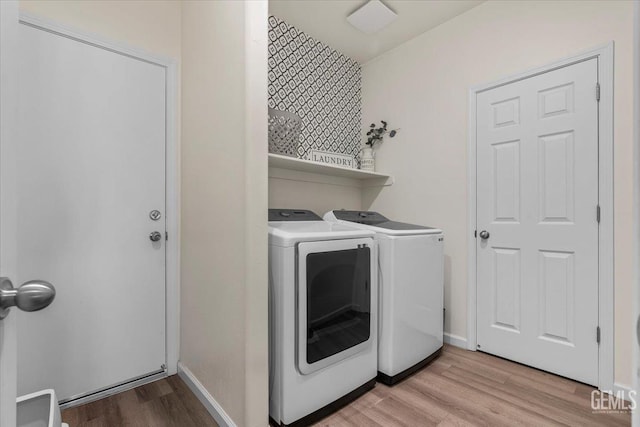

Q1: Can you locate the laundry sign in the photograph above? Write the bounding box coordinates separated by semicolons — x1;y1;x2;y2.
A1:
306;150;356;169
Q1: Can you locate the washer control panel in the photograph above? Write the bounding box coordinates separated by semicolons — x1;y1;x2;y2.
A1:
334;210;389;224
332;210;435;231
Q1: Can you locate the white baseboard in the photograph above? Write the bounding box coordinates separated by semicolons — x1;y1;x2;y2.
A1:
443;332;468;349
611;382;635;401
177;362;237;427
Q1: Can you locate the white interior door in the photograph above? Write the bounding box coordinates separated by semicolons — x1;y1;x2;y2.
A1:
0;1;19;426
476;58;599;385
17;23;167;402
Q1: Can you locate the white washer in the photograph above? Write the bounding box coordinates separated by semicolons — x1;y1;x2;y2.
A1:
268;209;378;426
324;210;444;385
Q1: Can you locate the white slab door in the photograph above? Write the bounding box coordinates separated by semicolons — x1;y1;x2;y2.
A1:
476;58;599;385
16;22;167;402
0;1;20;425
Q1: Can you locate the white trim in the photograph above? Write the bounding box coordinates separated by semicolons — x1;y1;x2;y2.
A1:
466;43;615;391
17;11;181;376
467;79;478;352
164;61;181;377
18;12;175;68
597;42;615;393
611;382;634;402
443;333;468;349
178;363;237;427
633;2;640;427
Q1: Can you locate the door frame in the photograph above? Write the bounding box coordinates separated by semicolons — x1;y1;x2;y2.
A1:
466;43;614;391
17;12;181;380
633;2;640;424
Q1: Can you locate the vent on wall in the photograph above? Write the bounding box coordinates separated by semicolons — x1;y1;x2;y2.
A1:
347;0;398;34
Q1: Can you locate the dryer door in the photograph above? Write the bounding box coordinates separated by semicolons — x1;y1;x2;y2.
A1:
297;238;375;375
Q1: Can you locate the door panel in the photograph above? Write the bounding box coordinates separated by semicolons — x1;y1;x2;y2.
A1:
538;131;575;222
492;247;521;332
538;250;574;344
493;140;520;222
17;24;166;401
476;58;599;385
0;1;19;425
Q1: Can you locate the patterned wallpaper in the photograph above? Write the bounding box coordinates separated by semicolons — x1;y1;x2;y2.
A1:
268;15;362;160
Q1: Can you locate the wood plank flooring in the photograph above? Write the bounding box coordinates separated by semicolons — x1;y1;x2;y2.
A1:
63;345;630;426
314;345;631;426
61;375;218;427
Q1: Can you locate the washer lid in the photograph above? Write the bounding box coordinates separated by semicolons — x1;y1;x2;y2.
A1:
327;210;442;235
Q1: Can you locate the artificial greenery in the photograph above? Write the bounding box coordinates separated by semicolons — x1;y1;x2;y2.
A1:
365;120;397;147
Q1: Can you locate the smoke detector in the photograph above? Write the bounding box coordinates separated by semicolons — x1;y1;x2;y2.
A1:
347;0;398;35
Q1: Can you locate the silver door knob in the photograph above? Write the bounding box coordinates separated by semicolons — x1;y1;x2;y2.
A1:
149;231;162;242
479;230;490;240
0;277;56;320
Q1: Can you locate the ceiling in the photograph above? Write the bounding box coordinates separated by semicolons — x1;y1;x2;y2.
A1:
268;0;484;63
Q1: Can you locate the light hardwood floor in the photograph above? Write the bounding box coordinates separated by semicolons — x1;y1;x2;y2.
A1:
61;375;218;427
62;345;630;426
314;345;630;426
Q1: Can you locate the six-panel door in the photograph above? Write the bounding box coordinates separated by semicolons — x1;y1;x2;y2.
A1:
476;58;599;385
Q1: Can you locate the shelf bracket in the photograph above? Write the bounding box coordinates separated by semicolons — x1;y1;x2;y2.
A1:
360;176;395;188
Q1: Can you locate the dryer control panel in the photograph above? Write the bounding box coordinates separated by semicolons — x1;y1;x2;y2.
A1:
268;209;322;222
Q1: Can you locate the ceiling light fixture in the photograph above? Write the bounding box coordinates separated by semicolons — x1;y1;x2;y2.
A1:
347;0;398;35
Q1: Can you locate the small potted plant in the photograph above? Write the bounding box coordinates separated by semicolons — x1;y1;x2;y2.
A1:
361;121;398;172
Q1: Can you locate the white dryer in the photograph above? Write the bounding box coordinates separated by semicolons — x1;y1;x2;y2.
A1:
268;209;378;426
324;210;444;385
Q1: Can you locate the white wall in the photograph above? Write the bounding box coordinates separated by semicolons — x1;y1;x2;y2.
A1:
362;0;634;386
269;177;362;214
20;0;181;59
181;1;268;426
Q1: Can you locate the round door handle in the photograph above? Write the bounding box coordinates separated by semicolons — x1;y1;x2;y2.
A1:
479;230;490;240
0;277;56;320
149;231;163;242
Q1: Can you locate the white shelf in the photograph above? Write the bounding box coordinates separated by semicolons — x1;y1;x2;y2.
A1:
268;153;393;186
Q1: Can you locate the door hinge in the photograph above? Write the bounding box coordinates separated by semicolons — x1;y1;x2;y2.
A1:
596;326;601;344
165;231;168;241
596;82;601;102
474;230;477;238
596;205;601;223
